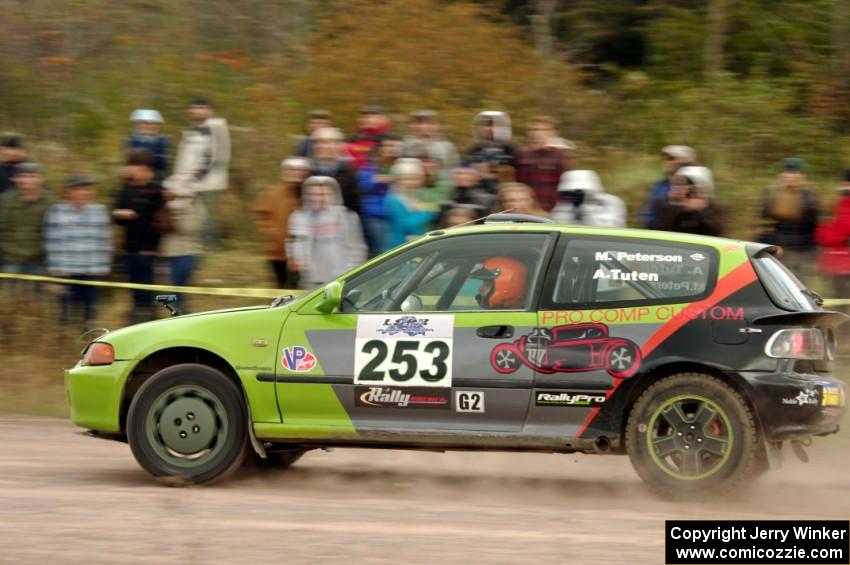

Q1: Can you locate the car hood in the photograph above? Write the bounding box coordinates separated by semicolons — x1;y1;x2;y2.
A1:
94;304;292;362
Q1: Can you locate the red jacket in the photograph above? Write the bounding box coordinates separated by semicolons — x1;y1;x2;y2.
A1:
815;194;850;274
345;123;393;170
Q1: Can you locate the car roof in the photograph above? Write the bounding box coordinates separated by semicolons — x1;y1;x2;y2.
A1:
426;222;748;249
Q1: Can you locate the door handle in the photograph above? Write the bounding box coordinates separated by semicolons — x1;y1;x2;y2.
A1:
477;325;514;339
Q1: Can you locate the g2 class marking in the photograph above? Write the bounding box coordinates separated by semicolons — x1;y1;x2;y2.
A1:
455;391;485;413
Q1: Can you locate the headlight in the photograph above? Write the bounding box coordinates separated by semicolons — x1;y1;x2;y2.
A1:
82;342;115;366
765;328;825;360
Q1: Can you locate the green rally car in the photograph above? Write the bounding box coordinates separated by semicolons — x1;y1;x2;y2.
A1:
65;216;847;496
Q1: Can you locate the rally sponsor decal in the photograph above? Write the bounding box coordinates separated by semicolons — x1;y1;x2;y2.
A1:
540;305;745;326
454;391;485;413
536;390;607;407
280;346;317;372
355;386;450;409
490;323;641;379
782;389;819;406
376;315;434;337
355;315;453;387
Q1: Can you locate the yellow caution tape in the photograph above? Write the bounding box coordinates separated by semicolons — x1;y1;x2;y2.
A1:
1;272;848;306
0;272;303;299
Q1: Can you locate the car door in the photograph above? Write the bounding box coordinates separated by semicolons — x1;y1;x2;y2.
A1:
275;231;556;435
522;234;719;439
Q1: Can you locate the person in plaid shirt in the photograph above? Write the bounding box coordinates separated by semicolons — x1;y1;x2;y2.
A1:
44;175;112;323
514;116;567;213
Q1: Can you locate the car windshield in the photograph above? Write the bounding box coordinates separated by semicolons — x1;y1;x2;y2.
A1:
752;251;819;311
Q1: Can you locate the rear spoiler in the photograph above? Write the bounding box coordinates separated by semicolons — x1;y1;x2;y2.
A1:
745;241;780;258
752;310;849;328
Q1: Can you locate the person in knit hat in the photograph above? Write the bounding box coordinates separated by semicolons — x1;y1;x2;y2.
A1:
759;157;819;281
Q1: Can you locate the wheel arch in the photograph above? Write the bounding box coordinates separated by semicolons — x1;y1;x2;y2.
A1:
619;361;763;442
120;347;244;433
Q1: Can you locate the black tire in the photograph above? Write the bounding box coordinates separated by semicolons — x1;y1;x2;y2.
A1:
625;373;759;499
127;363;249;486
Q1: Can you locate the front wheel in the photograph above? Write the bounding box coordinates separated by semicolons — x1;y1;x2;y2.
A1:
625;373;759;498
127;363;249;486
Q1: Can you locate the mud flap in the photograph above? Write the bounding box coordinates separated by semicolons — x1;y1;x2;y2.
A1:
764;439;783;470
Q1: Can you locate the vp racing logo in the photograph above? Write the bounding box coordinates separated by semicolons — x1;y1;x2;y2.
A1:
280;346;317;372
377;316;434;337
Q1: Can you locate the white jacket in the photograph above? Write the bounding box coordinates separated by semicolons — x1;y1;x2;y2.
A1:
168;117;230;193
551;170;627;227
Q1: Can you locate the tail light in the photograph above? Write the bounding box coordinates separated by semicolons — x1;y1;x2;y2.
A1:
765;328;825;360
82;342;115;366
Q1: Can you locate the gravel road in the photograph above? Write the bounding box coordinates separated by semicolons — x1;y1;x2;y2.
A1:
1;415;847;564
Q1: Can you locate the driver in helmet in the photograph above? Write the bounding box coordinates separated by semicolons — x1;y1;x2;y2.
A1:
472;256;528;309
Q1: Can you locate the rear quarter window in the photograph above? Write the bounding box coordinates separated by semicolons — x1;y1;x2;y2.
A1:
542;236;718;310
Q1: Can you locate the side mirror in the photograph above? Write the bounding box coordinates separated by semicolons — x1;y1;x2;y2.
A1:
316;281;342;314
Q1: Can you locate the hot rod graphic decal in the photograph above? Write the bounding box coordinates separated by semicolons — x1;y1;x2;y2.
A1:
489;323;642;379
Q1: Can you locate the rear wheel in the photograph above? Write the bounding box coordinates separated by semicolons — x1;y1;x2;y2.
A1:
127;363;248;486
625;373;759;498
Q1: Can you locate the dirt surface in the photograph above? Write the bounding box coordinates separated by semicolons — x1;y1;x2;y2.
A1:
0;415;848;564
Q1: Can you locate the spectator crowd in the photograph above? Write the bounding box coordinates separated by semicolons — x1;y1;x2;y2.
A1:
3;101;850;326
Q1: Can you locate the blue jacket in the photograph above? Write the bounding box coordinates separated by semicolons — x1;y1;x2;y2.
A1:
357;163;390;219
640;177;670;228
127;133;171;178
383;193;438;251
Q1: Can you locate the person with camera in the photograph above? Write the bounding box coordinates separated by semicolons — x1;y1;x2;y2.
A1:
650;165;723;236
464;111;516;193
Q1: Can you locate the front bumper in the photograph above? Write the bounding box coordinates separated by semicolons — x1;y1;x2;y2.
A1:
64;360;137;433
741;369;846;441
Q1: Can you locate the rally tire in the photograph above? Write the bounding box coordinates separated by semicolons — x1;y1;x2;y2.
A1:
127;363;249;486
625;373;759;499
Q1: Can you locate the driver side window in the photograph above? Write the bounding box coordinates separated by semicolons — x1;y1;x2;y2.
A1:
341;233;551;313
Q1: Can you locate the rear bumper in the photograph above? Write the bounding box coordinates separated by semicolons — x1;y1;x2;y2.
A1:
64;360;137;433
740;369;846;441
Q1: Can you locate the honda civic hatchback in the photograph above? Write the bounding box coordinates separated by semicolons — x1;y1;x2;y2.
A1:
65;217;847;496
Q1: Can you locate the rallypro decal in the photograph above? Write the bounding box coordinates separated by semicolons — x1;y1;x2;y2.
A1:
540;305;745;326
536;391;607;407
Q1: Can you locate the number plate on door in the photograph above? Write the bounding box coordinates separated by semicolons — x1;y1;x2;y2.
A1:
354;315;454;387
